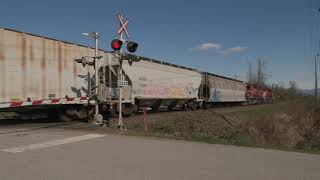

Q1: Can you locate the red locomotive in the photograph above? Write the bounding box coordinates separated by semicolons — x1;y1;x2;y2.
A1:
245;84;273;104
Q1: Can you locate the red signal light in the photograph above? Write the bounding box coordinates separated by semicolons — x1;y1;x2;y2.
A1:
111;39;123;51
114;42;121;49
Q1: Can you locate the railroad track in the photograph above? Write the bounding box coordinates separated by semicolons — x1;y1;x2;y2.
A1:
107;102;271;122
0;103;274;133
0;120;77;135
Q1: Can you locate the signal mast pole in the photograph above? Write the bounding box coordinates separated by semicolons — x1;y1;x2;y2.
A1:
118;32;124;129
94;32;100;121
79;32;102;124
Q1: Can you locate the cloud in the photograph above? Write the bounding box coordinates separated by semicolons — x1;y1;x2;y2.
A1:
191;43;248;55
192;42;222;51
221;46;248;54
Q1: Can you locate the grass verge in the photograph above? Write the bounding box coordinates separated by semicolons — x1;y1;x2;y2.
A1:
122;100;320;154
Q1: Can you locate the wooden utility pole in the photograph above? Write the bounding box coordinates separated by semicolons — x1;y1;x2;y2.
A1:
315;55;318;104
249;62;252;83
257;58;261;85
315;40;320;104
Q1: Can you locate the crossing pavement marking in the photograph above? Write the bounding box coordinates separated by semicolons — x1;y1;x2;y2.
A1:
1;134;105;153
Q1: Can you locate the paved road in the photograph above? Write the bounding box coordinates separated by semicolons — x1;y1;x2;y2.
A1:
0;121;319;180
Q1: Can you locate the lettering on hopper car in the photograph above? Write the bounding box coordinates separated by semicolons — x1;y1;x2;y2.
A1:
135;76;199;98
146;85;167;97
134;83;199;98
169;85;187;97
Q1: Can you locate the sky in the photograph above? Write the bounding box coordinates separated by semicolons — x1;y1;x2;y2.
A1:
0;0;317;89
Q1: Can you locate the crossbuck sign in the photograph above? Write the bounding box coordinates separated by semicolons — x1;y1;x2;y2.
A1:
117;13;130;38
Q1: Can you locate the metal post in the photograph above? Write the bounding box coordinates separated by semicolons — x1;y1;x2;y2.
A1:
87;70;91;121
103;62;106;86
143;107;148;132
108;57;112;100
94;32;101;123
80;32;102;124
119;59;123;127
118;33;124;129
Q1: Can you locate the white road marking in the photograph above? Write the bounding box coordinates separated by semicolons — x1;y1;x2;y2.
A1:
1;134;105;153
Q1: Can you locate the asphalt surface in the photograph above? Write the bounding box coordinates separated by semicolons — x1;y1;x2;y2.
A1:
0;121;320;180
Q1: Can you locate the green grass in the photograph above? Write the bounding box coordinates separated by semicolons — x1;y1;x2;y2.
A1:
121;100;320;154
190;133;256;146
123;129;320;155
231;103;286;117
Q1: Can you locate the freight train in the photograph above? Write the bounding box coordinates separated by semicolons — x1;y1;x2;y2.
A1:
0;28;272;120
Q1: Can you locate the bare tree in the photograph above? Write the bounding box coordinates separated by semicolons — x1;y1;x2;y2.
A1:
289;80;297;91
247;62;251;83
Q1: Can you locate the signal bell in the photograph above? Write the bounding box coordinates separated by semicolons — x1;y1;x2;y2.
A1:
111;39;123;51
127;41;138;53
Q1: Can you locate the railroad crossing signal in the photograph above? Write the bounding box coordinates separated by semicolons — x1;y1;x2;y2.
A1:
112;13;139;53
114;12;139;131
117;13;130;38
